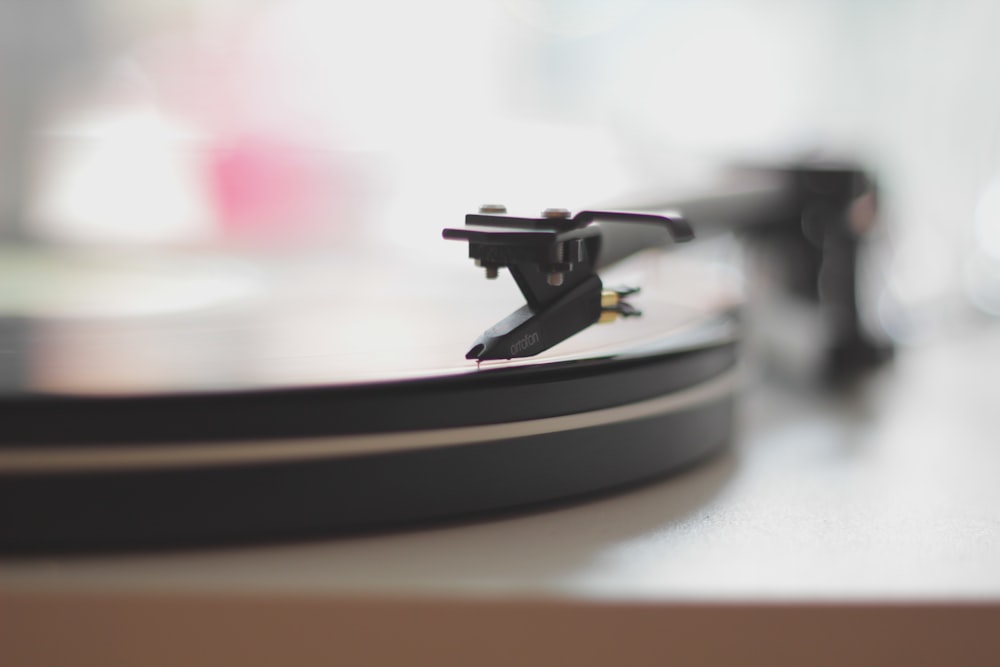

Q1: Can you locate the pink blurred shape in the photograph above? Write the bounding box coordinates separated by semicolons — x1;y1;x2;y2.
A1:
207;136;344;244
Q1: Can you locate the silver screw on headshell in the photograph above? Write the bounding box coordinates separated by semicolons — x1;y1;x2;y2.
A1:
541;208;572;285
546;240;566;286
542;207;571;219
473;208;504;278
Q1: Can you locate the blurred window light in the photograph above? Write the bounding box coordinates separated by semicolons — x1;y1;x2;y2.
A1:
32;110;212;245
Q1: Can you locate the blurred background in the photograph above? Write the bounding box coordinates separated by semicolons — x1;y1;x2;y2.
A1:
3;0;1000;351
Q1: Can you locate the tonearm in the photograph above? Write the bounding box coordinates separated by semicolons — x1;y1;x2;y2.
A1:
443;163;892;376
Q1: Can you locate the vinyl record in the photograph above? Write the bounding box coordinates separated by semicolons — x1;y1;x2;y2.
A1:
0;247;740;551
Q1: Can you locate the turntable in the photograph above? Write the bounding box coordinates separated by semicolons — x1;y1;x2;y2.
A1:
0;163;888;551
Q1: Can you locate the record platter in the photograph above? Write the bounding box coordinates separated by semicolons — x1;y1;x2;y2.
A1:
0;164;887;552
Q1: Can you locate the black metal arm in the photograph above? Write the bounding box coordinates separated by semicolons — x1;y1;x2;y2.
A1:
443;164;891;373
